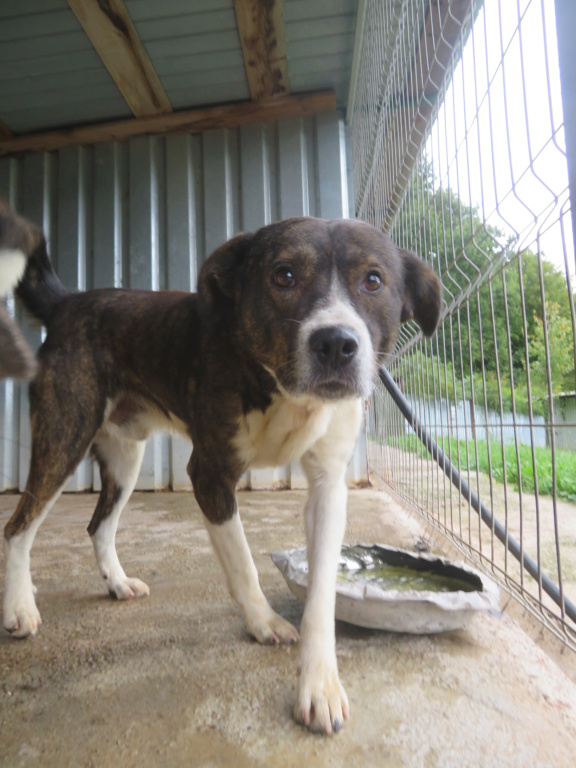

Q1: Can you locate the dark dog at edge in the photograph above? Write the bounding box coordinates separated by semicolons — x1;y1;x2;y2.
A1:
1;201;441;734
0;201;37;380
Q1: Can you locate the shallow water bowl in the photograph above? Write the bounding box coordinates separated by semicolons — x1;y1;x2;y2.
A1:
271;544;500;634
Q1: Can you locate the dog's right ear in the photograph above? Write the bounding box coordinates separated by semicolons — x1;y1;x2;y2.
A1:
197;232;254;318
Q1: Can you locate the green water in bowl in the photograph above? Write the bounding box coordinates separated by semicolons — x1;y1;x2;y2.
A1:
336;545;481;593
336;563;477;593
290;545;481;593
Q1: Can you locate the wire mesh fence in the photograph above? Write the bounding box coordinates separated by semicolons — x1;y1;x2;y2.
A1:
351;0;576;649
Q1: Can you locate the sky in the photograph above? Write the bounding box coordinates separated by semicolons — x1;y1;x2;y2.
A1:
426;0;573;278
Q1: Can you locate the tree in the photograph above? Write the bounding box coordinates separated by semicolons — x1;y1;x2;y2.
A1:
528;301;576;395
389;160;576;414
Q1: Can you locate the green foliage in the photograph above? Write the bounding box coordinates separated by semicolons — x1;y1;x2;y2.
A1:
391;160;576;414
528;301;576;395
385;434;576;502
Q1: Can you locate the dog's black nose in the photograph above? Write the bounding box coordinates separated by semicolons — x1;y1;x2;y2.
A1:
309;326;359;370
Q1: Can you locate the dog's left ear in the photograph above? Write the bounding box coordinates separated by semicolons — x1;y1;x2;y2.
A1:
197;232;254;317
400;249;442;336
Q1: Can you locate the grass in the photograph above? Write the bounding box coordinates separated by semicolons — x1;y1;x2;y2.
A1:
381;434;576;503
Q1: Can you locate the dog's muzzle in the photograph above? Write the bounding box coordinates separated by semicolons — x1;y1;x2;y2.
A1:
304;324;366;399
309;326;359;372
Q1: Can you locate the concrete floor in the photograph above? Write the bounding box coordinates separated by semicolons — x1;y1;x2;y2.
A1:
1;487;576;768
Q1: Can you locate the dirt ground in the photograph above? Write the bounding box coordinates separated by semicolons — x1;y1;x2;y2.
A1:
1;487;576;768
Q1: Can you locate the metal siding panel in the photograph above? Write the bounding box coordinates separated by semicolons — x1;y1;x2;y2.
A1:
0;49;103;80
278;118;312;487
278;118;309;218
2;98;131;136
57;146;94;491
93;143;127;289
3;110;358;492
248;466;291;491
285;15;354;41
125;0;231;19
0;372;18;491
57;146;93;291
165;133;201;490
0;8;80;41
345;124;356;219
304;118;318;216
0;68;128;103
130;6;238;39
128;136;168;489
0;157;20;491
284;0;357;21
0;3;131;134
166;134;199;291
17;154;52;492
168;83;250;113
203;129;237;258
91;143;120;494
1;1;356;134
0;0;65;16
288;34;353;59
129;137;158;289
316;112;349;219
239;123;286;490
240;123;272;231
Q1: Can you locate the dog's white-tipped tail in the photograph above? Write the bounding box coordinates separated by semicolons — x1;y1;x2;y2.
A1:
0;248;27;297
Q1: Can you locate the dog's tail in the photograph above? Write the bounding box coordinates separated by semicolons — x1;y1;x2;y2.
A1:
0;200;67;326
15;237;67;326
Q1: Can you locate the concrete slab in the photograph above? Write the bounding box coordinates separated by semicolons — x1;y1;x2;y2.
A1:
1;489;576;767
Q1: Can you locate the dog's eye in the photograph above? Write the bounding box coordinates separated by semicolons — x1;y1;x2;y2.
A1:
273;267;296;289
362;271;382;292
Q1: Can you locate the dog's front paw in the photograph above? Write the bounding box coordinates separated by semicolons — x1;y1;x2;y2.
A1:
294;658;349;735
3;587;42;638
106;575;150;600
245;604;299;645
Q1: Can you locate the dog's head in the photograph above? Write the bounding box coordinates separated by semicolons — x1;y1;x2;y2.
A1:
198;217;442;402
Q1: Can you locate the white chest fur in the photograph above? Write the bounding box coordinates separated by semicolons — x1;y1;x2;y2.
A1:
234;394;337;469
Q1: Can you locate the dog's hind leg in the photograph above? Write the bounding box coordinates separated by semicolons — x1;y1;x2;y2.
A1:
3;481;67;637
88;433;149;600
3;423;95;637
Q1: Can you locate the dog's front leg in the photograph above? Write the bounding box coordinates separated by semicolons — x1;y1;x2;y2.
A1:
294;451;349;734
294;399;362;735
203;510;299;645
190;454;298;645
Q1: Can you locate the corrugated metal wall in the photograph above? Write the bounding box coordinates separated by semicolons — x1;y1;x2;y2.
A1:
0;111;367;493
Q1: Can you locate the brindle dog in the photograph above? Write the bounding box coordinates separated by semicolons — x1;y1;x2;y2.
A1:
2;202;441;734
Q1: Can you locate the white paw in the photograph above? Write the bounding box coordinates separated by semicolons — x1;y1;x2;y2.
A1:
106;575;150;600
3;585;42;638
294;658;349;735
245;605;299;645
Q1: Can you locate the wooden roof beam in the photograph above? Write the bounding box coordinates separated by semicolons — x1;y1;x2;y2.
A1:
67;0;172;117
0;91;336;157
234;0;290;101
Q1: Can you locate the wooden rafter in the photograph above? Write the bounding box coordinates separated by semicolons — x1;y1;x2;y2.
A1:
0;91;335;157
67;0;172;117
234;0;290;101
